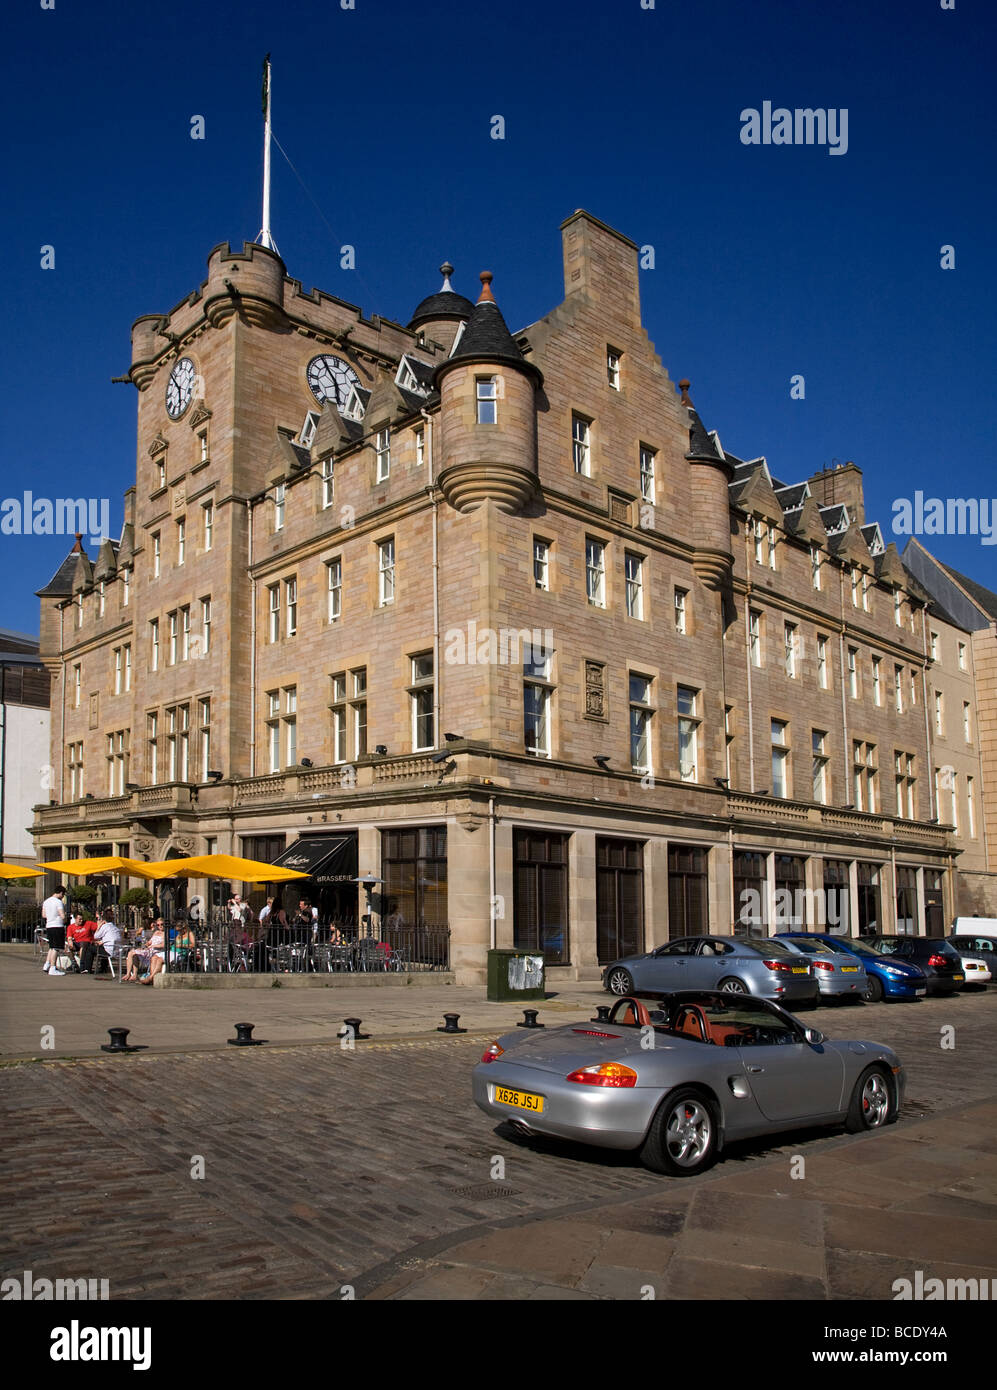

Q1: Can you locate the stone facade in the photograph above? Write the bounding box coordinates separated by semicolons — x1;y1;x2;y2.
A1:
32;211;993;982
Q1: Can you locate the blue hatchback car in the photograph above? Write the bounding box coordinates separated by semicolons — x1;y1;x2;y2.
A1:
775;933;927;1002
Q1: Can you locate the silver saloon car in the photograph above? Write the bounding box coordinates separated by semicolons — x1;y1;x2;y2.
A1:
473;990;905;1176
603;936;818;1006
779;936;867;1000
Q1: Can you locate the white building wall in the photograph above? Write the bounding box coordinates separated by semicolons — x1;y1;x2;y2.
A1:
2;702;51;861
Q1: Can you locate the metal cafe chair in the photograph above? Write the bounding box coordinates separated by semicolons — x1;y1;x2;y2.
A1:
355;938;386;972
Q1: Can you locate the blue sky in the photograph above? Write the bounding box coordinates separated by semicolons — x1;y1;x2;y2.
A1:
2;0;995;633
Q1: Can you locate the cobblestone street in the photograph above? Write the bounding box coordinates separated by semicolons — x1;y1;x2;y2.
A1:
2;956;995;1301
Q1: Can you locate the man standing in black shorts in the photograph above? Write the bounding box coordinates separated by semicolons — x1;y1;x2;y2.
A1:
41;887;68;977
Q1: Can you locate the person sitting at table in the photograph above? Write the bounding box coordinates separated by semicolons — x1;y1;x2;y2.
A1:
92;910;122;977
76;913;100;973
137;922;167;986
123;919;159;982
65;913;90;970
170;922;197;970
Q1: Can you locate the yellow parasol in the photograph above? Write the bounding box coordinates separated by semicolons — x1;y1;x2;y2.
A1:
136;853;309;885
37;856;163;878
0;863;45;879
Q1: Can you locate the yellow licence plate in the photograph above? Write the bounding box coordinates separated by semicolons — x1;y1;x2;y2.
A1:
841;966;858;972
791;967;808;974
494;1086;545;1113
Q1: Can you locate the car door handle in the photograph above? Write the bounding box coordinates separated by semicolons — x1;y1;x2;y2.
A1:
747;1066;764;1073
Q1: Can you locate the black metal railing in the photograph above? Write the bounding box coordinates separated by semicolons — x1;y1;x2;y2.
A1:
155;918;451;975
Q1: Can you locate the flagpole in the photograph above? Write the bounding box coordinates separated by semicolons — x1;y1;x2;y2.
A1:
257;55;278;254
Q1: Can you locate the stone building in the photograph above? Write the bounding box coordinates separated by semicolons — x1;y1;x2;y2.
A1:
32;210;992;983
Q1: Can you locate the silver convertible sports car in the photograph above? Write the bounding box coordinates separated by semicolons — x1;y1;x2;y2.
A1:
472;991;904;1176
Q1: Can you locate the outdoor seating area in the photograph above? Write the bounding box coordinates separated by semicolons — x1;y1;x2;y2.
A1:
32;914;451;979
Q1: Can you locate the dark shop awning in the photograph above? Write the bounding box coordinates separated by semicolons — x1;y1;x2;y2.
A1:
270;835;358;884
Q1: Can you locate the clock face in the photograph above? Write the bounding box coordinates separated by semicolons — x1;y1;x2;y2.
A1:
307;354;362;409
166;358;196;419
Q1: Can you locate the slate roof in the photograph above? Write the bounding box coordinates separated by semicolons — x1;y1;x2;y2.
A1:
408;289;475;330
685;407;726;463
774;482;808;510
397;387;430;417
939;562;997;620
441;292;543;386
819;503;850;535
36;547;85;598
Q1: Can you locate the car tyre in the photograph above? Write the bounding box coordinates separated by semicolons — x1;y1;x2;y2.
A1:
863;975;884;1003
640;1087;719;1177
718;976;748;995
844;1065;894;1133
605;967;634;996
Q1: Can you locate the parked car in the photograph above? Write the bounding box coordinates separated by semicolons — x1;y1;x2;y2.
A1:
948;922;997;980
602;935;818;1006
776;935;866;1001
776;932;927;1003
953;954;991;990
473;989;904;1176
868;936;964;995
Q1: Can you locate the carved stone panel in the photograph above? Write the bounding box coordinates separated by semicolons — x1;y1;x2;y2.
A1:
584;660;607;721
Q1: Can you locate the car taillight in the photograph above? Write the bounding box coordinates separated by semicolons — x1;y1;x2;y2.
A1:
812;960;834;972
480;1042;505;1063
565;1063;638;1088
928;954;948;968
763;959;795;973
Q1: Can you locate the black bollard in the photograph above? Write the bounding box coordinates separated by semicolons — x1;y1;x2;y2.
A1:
591;1005;612;1022
227;1021;264;1047
340;1017;369;1041
437;1012;466;1034
101;1027;139;1053
517;1009;545;1029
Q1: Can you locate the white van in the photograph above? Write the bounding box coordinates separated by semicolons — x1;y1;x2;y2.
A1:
948;919;997;978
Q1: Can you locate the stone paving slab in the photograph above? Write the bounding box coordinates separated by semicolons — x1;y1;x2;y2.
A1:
0;949;605;1059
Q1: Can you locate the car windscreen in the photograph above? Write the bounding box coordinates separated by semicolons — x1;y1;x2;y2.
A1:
782;938;835;956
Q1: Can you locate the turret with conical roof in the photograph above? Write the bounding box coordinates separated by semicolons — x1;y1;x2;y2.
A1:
434;272;543;515
408;263;475;354
679;379;734;591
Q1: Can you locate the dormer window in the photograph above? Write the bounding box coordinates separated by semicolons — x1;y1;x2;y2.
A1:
298;410;321;449
395;355;432;398
341;386;366;422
